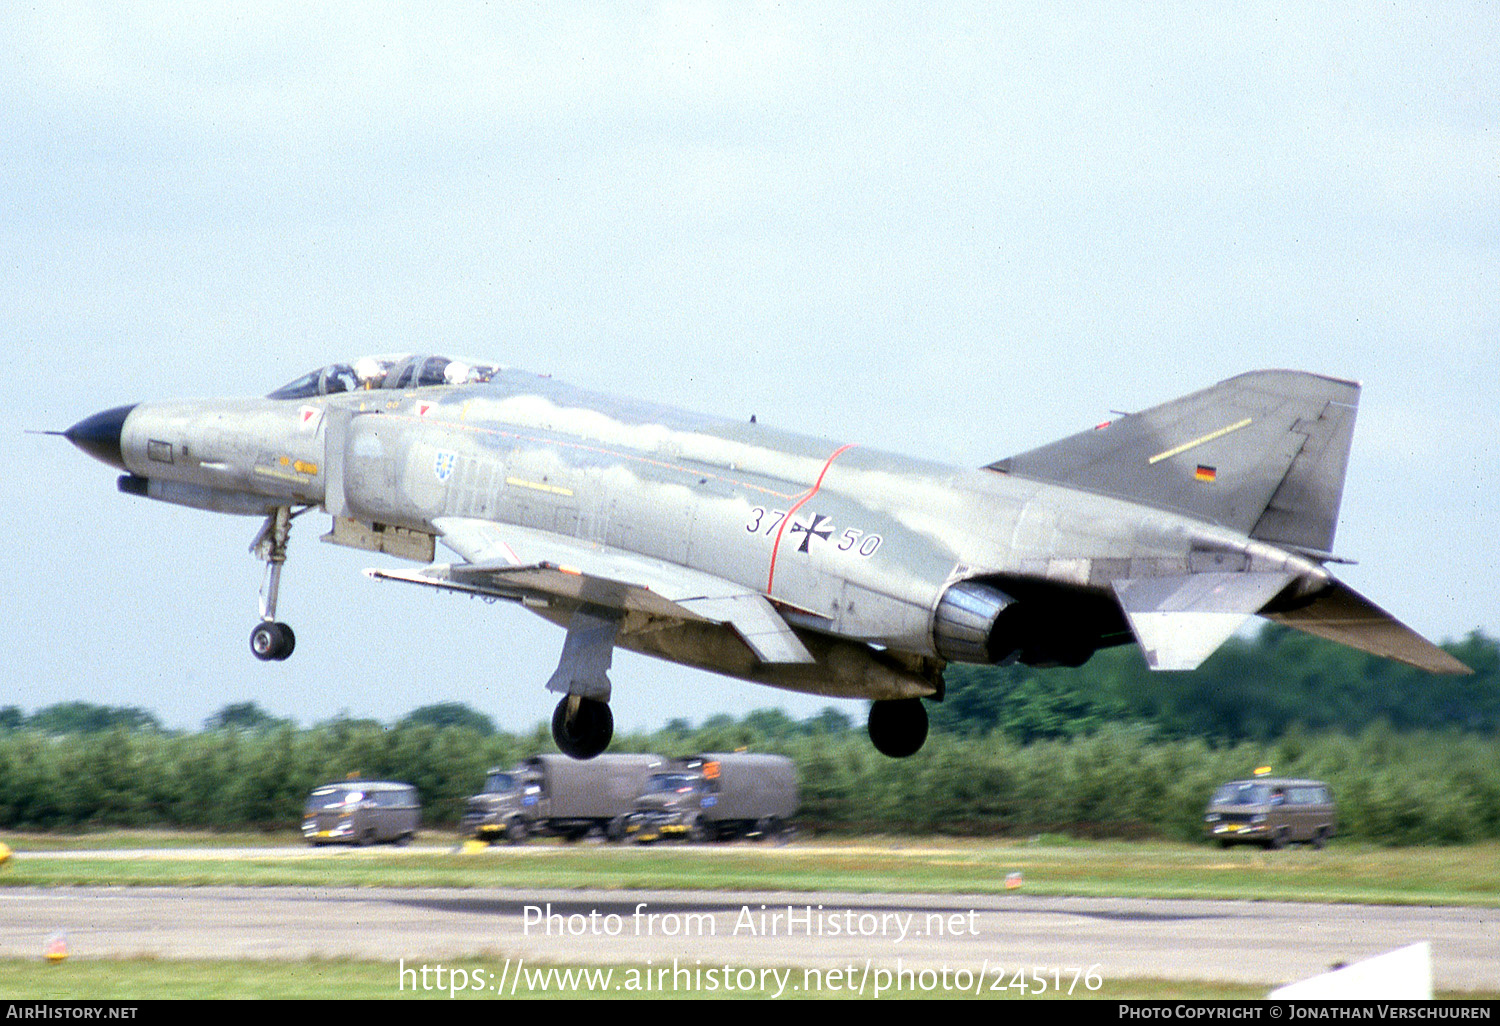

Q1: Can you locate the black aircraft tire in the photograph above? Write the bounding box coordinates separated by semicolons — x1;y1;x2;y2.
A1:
250;622;294;662
273;623;295;661
867;698;929;758
552;696;614;760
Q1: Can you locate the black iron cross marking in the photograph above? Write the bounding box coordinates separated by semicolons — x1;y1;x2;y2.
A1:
790;513;833;553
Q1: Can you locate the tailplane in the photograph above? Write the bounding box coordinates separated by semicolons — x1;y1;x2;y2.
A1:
1263;580;1472;675
994;370;1468;675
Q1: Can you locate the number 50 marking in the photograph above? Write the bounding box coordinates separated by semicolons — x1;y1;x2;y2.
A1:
838;528;882;557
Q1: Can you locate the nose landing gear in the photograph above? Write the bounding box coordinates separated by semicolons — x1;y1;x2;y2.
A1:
250;506;298;662
250;620;296;661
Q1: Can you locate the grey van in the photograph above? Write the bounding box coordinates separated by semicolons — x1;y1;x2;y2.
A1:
1204;777;1335;849
303;780;421;846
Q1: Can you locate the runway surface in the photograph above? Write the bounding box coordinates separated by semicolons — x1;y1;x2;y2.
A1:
2;882;1496;991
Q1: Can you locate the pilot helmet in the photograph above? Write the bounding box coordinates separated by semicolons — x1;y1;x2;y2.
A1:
353;357;387;387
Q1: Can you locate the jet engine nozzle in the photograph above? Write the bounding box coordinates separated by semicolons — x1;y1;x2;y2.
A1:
933;580;1017;664
65;404;138;471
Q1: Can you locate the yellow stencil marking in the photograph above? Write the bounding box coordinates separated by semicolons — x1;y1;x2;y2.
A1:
505;476;574;497
1148;418;1252;465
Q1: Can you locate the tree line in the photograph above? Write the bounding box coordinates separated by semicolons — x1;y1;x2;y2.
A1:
1;627;1494;844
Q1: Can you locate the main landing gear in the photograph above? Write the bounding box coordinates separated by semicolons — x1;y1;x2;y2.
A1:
552;695;614;760
867;698;929;758
546;606;621;759
249;506;297;662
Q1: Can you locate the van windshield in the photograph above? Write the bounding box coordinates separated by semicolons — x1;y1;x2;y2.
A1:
305;787;365;811
1210;783;1272;806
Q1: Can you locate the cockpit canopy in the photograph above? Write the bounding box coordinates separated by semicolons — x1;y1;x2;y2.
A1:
267;354;503;400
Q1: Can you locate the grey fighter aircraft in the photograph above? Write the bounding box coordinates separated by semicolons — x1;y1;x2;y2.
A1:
62;356;1469;758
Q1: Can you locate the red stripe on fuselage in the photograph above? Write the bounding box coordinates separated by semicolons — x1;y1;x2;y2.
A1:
765;443;856;595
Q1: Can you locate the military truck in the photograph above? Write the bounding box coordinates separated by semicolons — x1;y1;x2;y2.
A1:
460;753;667;844
624;753;798;843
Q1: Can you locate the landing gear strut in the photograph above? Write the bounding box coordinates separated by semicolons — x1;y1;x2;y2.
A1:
552;695;613;759
546;606;621;759
250;506;296;661
868;698;928;758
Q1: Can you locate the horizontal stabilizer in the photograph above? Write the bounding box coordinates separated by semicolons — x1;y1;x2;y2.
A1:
1112;572;1295;670
1263;580;1471;675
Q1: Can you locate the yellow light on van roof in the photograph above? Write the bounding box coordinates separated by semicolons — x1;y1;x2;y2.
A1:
1254;766;1272;777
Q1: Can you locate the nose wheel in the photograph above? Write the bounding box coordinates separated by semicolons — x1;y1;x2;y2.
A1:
250;506;299;662
250;620;296;661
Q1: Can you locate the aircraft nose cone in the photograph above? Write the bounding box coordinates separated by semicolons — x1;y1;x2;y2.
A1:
65;404;137;470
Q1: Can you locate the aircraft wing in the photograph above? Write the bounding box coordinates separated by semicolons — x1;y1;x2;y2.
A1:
365;516;815;665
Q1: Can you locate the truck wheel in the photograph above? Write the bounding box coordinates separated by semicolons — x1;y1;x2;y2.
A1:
505;818;529;845
686;818;710;844
605;816;627;843
756;816;782;841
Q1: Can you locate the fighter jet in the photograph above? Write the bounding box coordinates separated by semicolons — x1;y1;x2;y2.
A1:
62;356;1469;758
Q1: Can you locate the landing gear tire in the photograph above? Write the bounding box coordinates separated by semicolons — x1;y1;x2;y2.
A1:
867;698;928;758
552;695;613;760
250;621;295;661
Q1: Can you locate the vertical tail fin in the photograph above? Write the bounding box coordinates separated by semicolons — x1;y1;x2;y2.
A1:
989;370;1360;554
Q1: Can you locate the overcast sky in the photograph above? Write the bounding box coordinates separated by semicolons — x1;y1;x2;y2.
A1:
4;3;1496;733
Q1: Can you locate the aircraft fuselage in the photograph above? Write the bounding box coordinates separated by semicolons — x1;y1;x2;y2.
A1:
109;368;1325;694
